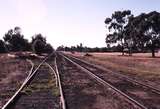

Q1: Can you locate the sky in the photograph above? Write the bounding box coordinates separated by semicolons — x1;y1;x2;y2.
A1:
0;0;160;48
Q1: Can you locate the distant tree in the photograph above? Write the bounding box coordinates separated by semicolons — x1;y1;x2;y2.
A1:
64;46;70;51
56;45;65;51
44;44;54;53
0;40;7;53
31;34;46;54
105;10;132;55
31;34;53;54
80;43;83;52
3;27;31;51
32;40;45;54
31;34;46;44
76;43;83;52
70;46;76;51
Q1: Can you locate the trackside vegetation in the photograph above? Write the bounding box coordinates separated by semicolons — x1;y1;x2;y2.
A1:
0;27;54;54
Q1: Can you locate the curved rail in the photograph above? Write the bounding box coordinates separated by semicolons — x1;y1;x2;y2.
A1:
2;53;53;109
61;53;148;109
55;54;66;109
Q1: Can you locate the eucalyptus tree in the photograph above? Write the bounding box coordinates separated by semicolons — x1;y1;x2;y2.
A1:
105;10;132;55
3;27;31;51
31;34;47;54
127;11;160;57
124;14;143;55
142;11;160;57
31;34;53;54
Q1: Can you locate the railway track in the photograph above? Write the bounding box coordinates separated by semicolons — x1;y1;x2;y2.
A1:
2;53;60;109
54;54;66;109
56;53;142;109
58;53;160;109
67;54;160;93
2;52;160;109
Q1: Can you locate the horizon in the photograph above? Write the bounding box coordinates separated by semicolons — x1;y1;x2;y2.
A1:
0;0;160;49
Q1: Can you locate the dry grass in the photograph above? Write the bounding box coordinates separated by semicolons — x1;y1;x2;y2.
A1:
68;52;160;80
0;53;30;84
0;53;31;108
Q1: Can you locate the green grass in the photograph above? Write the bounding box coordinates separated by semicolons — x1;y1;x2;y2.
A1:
22;71;59;97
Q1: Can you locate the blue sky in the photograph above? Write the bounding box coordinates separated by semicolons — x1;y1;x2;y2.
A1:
0;0;160;48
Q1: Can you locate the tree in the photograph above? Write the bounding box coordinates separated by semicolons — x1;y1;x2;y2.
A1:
3;27;31;51
0;40;7;53
31;34;46;44
105;10;132;55
31;34;46;54
31;34;53;54
126;11;160;57
56;45;65;51
142;11;160;57
76;43;83;52
44;44;54;53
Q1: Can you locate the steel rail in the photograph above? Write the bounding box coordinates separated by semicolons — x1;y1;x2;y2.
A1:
55;54;66;109
66;54;160;95
61;53;148;109
2;53;53;109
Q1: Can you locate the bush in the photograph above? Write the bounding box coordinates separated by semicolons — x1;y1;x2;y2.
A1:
32;40;46;55
31;34;54;54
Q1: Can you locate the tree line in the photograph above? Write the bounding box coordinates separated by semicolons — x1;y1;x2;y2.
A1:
105;10;160;57
0;27;53;54
56;43;124;53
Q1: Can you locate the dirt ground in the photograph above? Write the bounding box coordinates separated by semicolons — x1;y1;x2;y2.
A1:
66;52;160;88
